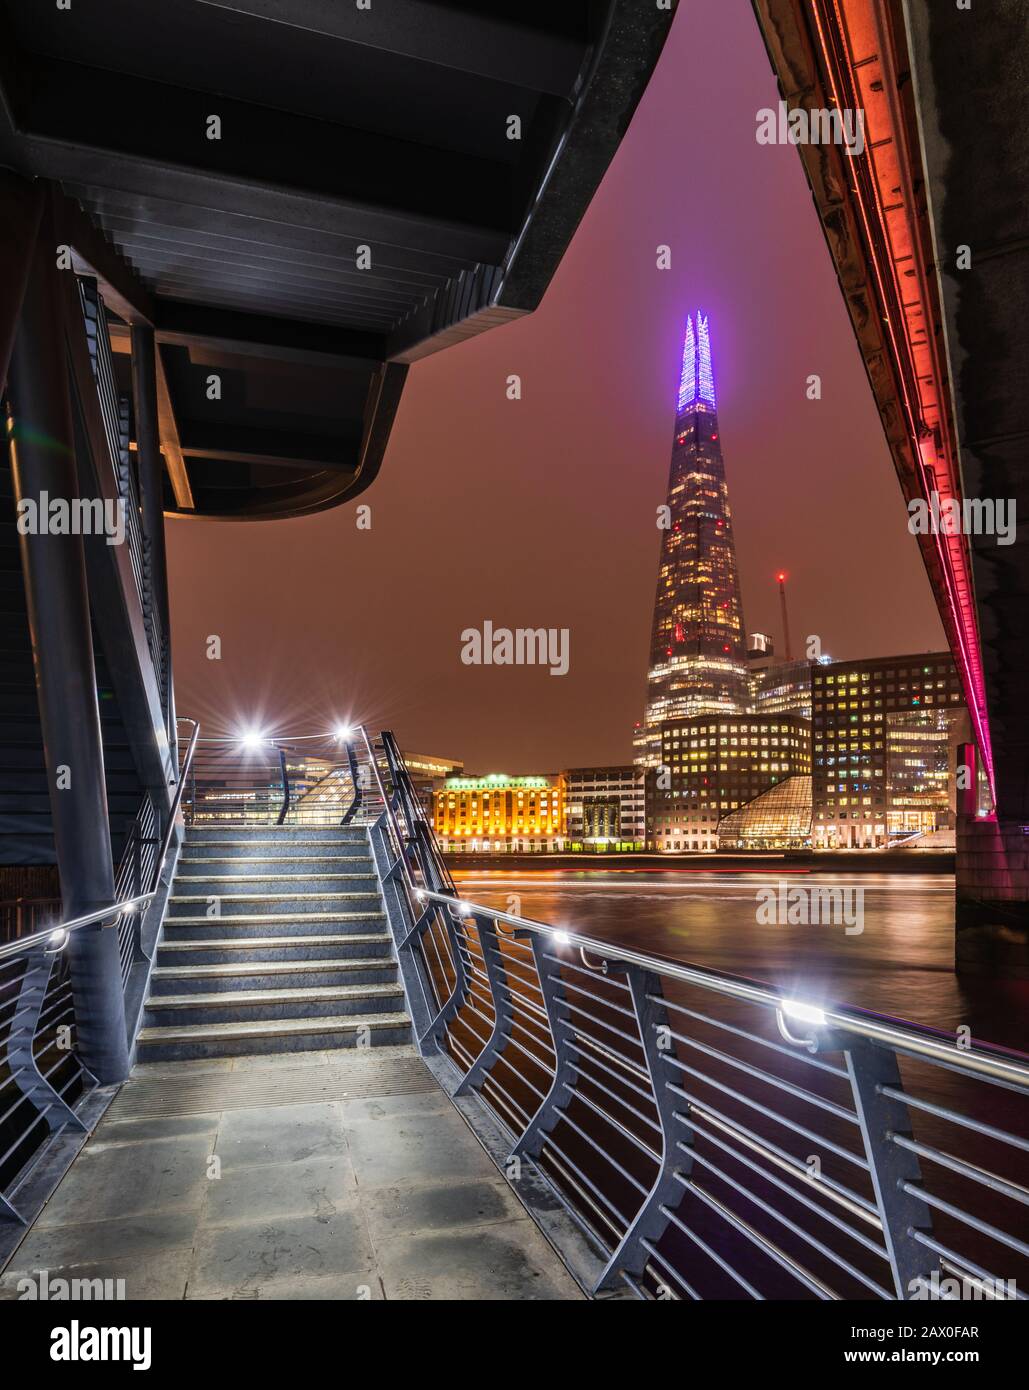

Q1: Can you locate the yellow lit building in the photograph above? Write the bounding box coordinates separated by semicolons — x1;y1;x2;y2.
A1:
435;774;566;853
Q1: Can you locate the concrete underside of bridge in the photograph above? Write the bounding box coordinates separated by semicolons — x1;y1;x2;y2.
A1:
905;2;1029;973
0;1047;584;1301
754;0;1029;973
0;0;674;520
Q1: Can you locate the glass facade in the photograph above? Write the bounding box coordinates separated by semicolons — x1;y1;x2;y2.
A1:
811;654;968;848
717;774;813;849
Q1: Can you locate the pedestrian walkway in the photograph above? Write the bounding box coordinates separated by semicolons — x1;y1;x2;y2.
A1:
0;1047;581;1301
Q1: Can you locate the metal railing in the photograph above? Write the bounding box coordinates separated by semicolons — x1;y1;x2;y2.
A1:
365;729;1029;1302
0;717;199;1220
185;732;373;828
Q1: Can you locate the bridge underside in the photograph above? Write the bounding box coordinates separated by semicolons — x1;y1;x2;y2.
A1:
753;0;1029;969
0;0;673;518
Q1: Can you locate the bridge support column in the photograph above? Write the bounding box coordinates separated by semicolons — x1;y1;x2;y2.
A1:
6;218;130;1083
955;743;1029;976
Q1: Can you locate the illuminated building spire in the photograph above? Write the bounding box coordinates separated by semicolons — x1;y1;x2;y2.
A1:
676;311;716;413
696;312;715;407
677;316;696;413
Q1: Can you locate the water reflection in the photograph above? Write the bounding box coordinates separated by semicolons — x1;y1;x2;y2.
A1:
451;870;1028;1051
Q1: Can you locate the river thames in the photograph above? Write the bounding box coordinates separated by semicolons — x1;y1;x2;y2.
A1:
450;868;1028;1051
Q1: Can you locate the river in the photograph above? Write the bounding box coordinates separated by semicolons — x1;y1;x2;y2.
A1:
450;869;1028;1052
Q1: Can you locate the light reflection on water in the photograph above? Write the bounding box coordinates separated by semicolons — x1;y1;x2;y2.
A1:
451;870;1028;1051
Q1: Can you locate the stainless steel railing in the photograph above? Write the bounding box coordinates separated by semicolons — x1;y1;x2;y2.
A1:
0;717;199;1219
365;728;1029;1302
185;731;375;828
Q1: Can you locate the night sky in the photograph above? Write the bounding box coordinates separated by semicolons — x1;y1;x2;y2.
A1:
166;0;944;772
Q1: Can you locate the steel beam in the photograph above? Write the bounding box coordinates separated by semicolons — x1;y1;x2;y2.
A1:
6;222;130;1084
194;0;585;94
9;57;515;238
0;169;43;391
154;347;194;511
130;324;173;730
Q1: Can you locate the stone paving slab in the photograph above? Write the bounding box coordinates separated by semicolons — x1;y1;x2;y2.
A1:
0;1047;583;1301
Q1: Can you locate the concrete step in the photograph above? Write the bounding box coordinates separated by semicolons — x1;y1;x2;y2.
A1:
167;892;384;917
150;957;398;993
163;913;387;940
186;827;369;843
176;855;373;873
169;875;380;894
176;841;372;860
136;1010;412;1061
156;933;393;965
144;981;405;1026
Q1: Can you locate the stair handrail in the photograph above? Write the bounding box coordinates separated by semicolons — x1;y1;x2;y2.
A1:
0;717;200;963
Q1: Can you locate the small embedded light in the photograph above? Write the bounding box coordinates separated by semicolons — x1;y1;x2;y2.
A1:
240;728;266;750
553;930;571;945
415;889;425;902
781;1000;827;1027
335;724;354;742
48;929;69;950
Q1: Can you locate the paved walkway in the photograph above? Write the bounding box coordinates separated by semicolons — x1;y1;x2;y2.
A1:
0;1047;581;1300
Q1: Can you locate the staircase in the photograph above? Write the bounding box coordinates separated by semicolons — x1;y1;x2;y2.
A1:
137;824;411;1061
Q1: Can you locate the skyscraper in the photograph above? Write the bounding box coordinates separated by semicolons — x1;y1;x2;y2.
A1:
636;313;749;765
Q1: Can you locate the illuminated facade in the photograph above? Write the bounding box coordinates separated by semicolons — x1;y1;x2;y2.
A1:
435;774;566;853
812;654;966;848
636;313;749;765
886;708;969;839
563;766;645;850
646;714;811;852
750;658;817;719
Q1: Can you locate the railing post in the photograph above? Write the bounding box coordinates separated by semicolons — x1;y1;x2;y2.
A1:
341;738;362;825
510;934;576;1159
276;745;290;825
454;916;512;1095
594;966;692;1292
843;1039;938;1298
417;902;469;1052
366;810;439;1054
9;949;90;1130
